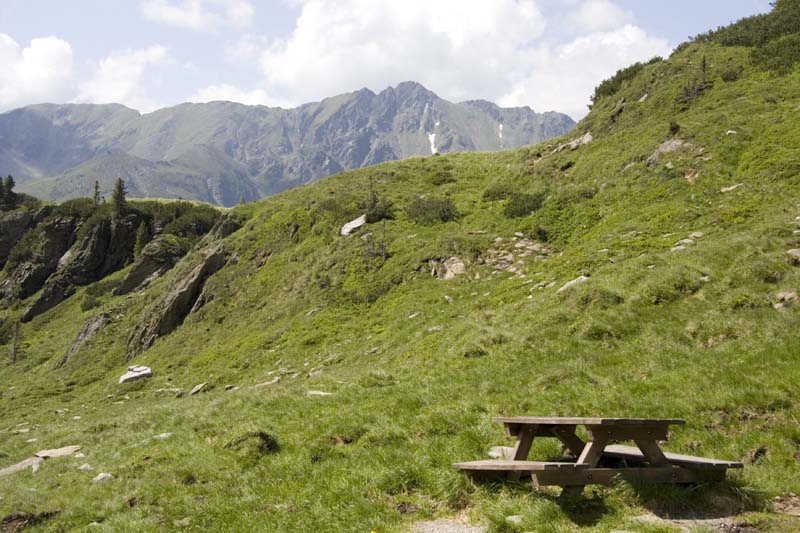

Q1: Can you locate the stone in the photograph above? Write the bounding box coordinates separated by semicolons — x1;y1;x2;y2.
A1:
35;445;81;459
0;457;43;477
78;463;93;471
505;515;523;526
671;245;687;252
787;249;800;266
189;383;207;395
153;433;172;440
774;290;798;309
725;129;738;135
118;365;152;384
690;231;704;239
340;214;367;236
60;313;109;367
92;472;113;483
252;377;281;388
675;238;695;246
720;183;743;193
442;257;466;280
487;446;514;459
174;517;193;527
74;452;85;459
771;493;800;516
306;390;332;397
556;275;589;294
646;139;686;167
444;295;454;303
411;519;487;533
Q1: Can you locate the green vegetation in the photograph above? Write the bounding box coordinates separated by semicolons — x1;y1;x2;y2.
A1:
111;177;127;220
1;4;800;532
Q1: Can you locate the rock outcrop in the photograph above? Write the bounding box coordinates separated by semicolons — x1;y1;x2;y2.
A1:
114;236;188;296
59;313;110;367
0;207;35;269
119;365;152;384
21;215;139;322
127;244;228;356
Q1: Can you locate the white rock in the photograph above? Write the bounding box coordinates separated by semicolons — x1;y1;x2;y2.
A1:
638;93;648;102
78;463;93;471
118;365;152;384
442;257;466;280
189;383;207;395
35;445;81;459
690;231;704;239
306;390;332;397
252;377;281;388
340;214;367;236
675;238;695;246
720;183;743;193
725;129;738;135
488;446;515;459
92;472;113;483
671;245;687;252
787;249;800;265
408;312;420;319
74;452;86;459
153;432;172;440
505;515;523;526
444;295;454;303
556;275;589;294
0;457;42;477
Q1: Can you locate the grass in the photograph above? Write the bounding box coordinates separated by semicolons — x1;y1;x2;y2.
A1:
1;12;800;532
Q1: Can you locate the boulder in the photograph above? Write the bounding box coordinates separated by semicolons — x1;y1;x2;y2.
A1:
340;214;367;236
787;249;800;266
210;212;241;240
774;290;798;309
35;445;81;459
189;383;207;395
92;473;113;483
442;257;466;280
646;139;686;167
556;275;589;293
114;236;188;295
127;244;228;356
59;313;109;367
119;365;152;384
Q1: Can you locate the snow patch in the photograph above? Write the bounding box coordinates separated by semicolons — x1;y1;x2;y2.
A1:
435;120;440;126
428;133;437;154
498;123;503;139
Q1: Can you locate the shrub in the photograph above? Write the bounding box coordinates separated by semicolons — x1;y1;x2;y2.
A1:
429;169;455;186
639;266;703;305
80;294;100;312
504;192;545;219
720;68;741;82
482;182;515;201
405;197;458;225
591;62;645;104
361;189;394;223
751;33;800;73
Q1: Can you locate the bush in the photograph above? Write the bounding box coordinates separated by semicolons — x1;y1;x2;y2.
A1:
81;294;100;312
504;192;545;219
482;182;515;201
405;197;458;225
361;189;394;223
695;0;800;47
752;33;800;73
639;266;703;305
720;68;741;82
591;62;645;104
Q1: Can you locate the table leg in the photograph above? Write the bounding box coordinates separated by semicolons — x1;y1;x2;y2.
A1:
559;435;609;495
509;424;537;481
634;439;670;467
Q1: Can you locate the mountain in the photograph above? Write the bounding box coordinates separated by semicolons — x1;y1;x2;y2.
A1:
2;2;800;531
0;82;575;206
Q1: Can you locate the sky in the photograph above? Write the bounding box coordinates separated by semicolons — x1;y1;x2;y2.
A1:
0;0;772;119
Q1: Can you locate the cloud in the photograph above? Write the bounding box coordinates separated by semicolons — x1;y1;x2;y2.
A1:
238;0;669;118
569;0;634;33
500;25;671;118
0;34;74;111
78;46;169;112
259;0;547;104
189;83;290;107
140;0;254;31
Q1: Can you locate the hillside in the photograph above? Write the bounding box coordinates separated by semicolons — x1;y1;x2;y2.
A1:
2;3;800;531
0;83;575;207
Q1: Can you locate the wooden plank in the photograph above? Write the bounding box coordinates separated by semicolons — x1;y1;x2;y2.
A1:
509;424;537;480
453;460;588;472
585;425;669;441
493;417;685;426
634;440;670;467
602;444;744;469
576;437;609;467
532;466;724;487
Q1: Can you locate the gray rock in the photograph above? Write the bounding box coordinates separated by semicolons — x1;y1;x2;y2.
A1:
35;445;81;458
127;244;228;356
487;446;514;459
59;313;109;367
306;390;332;397
189;383;207;395
113;236;188;295
720;183;743;193
646;139;686;167
505;515;523;526
442;257;466;280
119;365;152;384
78;463;93;471
556;275;589;293
92;472;113;483
787;249;800;266
252;377;280;388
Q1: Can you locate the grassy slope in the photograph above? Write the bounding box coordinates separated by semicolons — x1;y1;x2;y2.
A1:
1;39;800;532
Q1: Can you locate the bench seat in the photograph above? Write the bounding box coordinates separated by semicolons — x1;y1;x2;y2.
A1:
603;444;743;469
453;460;586;472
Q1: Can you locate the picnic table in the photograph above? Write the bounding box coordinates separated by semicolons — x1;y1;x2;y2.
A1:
454;417;742;492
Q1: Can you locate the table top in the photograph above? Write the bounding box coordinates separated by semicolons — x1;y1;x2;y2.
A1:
493;416;686;426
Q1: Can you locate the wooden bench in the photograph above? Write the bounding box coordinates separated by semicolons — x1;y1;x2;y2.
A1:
454;417;742;491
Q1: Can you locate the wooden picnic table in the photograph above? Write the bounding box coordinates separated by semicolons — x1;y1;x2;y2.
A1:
454;417;742;492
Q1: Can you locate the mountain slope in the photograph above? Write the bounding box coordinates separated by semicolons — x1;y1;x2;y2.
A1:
2;4;800;531
1;83;575;206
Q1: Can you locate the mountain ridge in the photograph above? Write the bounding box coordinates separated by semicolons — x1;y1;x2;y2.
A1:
1;82;575;206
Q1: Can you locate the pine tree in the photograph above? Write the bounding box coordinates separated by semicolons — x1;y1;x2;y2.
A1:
93;180;101;207
1;175;15;209
111;177;127;219
134;221;150;257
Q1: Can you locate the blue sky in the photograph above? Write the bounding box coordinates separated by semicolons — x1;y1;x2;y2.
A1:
0;1;772;118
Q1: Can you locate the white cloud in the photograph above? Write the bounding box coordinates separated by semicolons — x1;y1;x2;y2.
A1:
259;0;547;104
569;0;634;33
78;46;169;112
500;25;671;118
224;34;270;63
140;0;254;31
189;83;290;107
0;34;74;111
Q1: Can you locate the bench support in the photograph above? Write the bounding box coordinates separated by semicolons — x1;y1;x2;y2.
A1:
533;466;725;487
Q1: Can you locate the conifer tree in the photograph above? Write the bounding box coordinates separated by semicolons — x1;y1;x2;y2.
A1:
134;221;149;257
111;177;127;219
93;180;101;206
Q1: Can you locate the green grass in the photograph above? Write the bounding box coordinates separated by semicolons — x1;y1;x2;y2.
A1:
2;14;800;532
